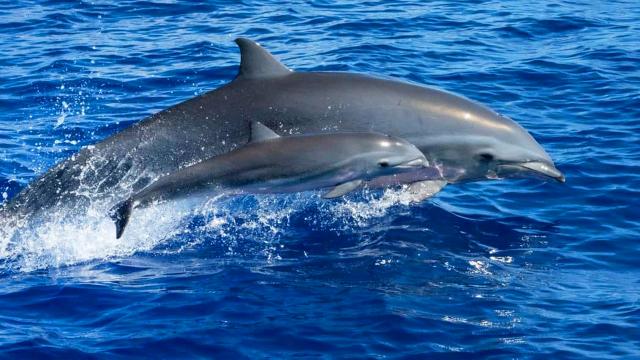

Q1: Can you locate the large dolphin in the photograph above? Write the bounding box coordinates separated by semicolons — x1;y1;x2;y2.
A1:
110;122;426;238
3;37;562;219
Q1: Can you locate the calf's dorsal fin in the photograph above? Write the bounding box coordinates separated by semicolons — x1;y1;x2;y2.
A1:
235;38;292;79
249;121;280;142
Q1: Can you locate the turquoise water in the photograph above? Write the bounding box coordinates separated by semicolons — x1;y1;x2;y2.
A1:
1;1;639;358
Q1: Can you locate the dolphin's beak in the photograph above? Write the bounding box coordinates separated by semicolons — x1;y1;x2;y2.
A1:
518;161;565;183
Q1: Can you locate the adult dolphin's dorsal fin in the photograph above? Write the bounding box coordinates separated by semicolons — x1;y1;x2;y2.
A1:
235;38;292;79
249;121;280;142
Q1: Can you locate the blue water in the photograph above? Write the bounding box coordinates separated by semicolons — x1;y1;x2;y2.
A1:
1;0;639;358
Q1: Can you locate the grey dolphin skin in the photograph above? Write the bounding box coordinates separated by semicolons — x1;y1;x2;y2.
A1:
110;122;426;238
4;37;562;217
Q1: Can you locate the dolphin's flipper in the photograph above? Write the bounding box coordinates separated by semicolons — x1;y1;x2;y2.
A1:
235;38;291;79
323;180;363;199
407;180;447;203
109;199;133;239
249;121;280;142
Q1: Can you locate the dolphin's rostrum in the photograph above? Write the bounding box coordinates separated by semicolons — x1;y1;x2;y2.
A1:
110;122;426;238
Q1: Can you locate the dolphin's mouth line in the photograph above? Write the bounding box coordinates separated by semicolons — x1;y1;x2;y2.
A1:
498;161;565;183
394;157;427;169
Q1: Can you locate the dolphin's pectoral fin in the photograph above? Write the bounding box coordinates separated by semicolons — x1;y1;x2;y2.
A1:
235;38;292;79
406;180;447;203
323;180;363;199
109;199;134;239
249;121;280;142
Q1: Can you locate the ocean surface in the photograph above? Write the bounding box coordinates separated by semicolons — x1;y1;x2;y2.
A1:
1;0;639;358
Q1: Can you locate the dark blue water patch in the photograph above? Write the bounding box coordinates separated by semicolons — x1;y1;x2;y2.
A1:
496;25;534;39
1;0;640;358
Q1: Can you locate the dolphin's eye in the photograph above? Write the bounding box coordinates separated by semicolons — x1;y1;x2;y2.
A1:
378;161;390;168
479;153;494;161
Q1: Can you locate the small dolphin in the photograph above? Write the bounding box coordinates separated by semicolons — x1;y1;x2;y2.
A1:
109;122;426;238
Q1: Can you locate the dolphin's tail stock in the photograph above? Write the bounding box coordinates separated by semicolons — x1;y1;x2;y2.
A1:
109;199;133;239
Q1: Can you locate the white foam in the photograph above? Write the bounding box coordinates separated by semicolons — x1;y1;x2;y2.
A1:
0;199;187;272
324;185;423;228
0;187;423;273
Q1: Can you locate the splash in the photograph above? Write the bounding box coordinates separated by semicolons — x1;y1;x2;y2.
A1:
0;187;424;273
321;185;427;228
0;199;185;273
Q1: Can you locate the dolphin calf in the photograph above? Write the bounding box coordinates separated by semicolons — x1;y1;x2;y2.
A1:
4;37;562;218
110;122;426;238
